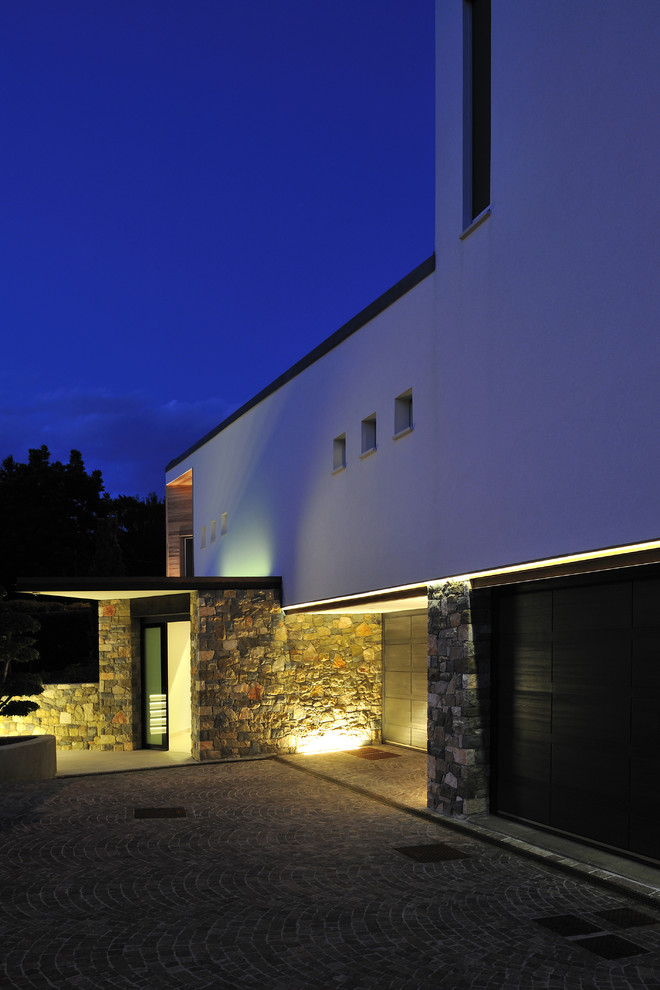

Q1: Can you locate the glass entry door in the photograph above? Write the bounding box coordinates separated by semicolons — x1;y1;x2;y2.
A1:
142;623;168;749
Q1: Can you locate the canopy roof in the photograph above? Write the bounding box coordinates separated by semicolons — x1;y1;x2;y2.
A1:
17;576;282;602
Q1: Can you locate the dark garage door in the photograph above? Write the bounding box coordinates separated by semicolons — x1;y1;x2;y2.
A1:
495;570;660;861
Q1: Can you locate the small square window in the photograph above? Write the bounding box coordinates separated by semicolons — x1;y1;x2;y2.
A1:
394;389;413;436
361;414;377;456
332;434;346;472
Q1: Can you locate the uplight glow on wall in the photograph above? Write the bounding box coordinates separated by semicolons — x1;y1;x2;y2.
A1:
295;730;370;754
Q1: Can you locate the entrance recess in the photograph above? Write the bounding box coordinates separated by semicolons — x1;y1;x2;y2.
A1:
382;610;427;749
142;623;168;750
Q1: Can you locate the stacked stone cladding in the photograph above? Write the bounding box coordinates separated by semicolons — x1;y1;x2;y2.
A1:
191;588;382;760
1;599;142;750
96;600;141;750
427;580;491;818
2;590;384;758
0;683;99;748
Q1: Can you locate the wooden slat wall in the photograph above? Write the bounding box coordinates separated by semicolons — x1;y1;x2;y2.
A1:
166;471;193;576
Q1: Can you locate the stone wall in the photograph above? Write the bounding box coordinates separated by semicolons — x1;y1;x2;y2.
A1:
2;590;384;758
284;611;382;749
96;600;141;750
427;580;491;817
0;682;99;749
0;595;142;752
192;588;382;760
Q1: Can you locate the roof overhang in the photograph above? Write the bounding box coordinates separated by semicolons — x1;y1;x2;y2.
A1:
17;576;282;602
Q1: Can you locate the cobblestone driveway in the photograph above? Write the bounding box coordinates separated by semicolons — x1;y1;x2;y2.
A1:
2;758;660;989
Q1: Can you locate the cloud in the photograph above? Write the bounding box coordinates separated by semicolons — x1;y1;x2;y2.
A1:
0;388;231;498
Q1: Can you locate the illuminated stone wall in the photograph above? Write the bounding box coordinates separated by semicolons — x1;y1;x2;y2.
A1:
0;598;141;751
0;682;99;748
2;592;383;758
191;588;382;760
427;581;491;817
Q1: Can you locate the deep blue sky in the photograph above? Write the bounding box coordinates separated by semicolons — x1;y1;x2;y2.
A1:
1;0;434;497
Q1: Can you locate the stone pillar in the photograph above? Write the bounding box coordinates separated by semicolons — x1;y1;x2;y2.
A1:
191;587;287;760
427;580;491;817
97;600;141;750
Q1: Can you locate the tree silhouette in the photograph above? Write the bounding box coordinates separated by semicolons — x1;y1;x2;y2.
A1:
0;447;166;685
0;446;165;593
0;592;43;717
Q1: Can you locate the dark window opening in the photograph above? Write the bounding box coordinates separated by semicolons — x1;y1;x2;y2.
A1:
180;535;194;577
464;0;491;225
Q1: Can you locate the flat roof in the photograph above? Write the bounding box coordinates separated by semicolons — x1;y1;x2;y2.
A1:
166;255;435;472
17;576;282;602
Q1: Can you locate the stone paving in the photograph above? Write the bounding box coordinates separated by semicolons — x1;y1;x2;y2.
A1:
2;754;660;989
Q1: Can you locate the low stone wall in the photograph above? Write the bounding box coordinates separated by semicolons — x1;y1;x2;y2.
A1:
0;683;99;749
192;589;382;760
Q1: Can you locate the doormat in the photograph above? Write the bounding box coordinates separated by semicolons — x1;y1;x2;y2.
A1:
134;807;186;819
394;843;471;862
345;748;400;760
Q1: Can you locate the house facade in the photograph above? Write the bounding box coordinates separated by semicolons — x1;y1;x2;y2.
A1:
12;1;660;864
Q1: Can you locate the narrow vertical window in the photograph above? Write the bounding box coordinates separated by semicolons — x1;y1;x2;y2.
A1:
200;525;206;549
361;414;377;456
333;433;347;472
180;535;193;576
394;389;413;436
464;0;491;226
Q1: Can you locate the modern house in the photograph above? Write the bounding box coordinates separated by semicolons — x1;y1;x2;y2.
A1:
14;1;660;864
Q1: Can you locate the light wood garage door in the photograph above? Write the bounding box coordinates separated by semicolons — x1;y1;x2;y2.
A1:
382;610;427;749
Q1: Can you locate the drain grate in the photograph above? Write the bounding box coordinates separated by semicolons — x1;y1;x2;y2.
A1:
594;907;658;929
346;748;400;760
134;807;186;819
395;843;471;862
573;934;649;960
534;915;602;937
534;912;653;960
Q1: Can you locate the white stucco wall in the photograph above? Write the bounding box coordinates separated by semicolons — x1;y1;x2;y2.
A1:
167;273;439;604
167;1;659;604
431;0;660;575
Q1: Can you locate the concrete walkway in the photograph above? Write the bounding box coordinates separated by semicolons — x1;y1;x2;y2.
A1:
56;747;198;775
3;748;660;987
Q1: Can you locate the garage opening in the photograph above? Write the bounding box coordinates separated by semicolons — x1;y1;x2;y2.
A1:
494;568;660;862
